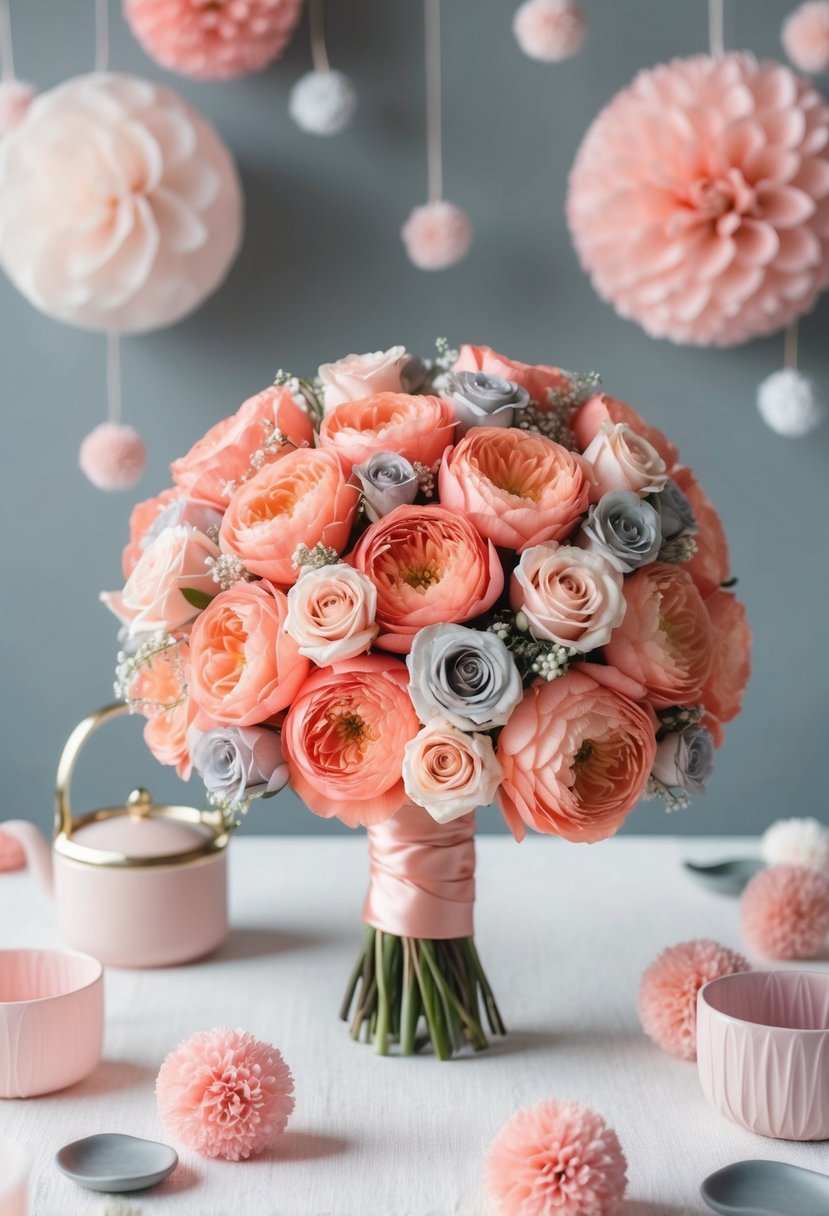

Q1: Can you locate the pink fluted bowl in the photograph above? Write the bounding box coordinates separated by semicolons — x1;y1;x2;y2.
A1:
0;949;103;1098
697;970;829;1141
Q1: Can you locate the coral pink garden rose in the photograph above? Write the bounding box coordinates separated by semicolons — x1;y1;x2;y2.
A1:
122;487;181;578
511;542;625;651
454;344;570;406
102;525;220;637
318;392;456;475
604;563;714;708
126;640;193;779
282;655;420;827
439;427;590;551
188;581;310;727
171;386;315;508
571;393;679;470
318;347;411;413
348;504;504;653
672;466;730;598
582;422;669;501
285;564;378;666
700;590;752;727
220;448;358;587
497;668;657;843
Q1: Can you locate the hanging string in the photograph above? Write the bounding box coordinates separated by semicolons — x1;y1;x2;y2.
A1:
424;0;442;203
783;321;799;371
308;0;330;73
107;331;122;424
708;0;725;57
0;0;16;81
95;0;109;73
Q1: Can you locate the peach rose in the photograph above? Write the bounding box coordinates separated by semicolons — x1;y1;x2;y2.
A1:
318;346;411;412
170;386;315;508
582;422;669;501
282;654;420;826
700;590;751;726
571;393;679;469
122;487;181;578
348;504;504;653
285;563;378;665
124;640;193;779
403;719;503;824
497;668;657;843
672;466;730;598
144;698;192;779
438;427;590;551
603;563;714;708
219;447;358;587
511;542;625;651
101;525;220;637
454;344;569;406
318;392;456;475
188;580;310;727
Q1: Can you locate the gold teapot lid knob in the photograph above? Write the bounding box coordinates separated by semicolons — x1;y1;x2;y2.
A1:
126;787;154;820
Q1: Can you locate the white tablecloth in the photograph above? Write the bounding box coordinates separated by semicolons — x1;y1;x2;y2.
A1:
2;835;828;1216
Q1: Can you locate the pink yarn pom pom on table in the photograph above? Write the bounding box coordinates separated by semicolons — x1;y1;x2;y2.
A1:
156;1027;295;1161
0;830;25;873
783;2;829;75
79;424;147;491
401;201;473;271
513;0;587;63
485;1098;627;1216
742;863;829;959
638;939;751;1061
0;82;35;136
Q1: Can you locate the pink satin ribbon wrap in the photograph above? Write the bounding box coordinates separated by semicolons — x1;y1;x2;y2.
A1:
363;805;475;940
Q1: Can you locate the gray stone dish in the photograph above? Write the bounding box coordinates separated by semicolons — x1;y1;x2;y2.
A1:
701;1159;829;1216
683;857;764;896
55;1133;178;1193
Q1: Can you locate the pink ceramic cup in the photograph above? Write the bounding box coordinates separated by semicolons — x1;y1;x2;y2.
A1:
0;948;103;1098
0;1139;27;1215
697;970;829;1141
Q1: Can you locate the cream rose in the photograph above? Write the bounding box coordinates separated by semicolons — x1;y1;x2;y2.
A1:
582;421;668;501
285;564;378;666
403;719;503;824
101;525;219;637
511;542;626;652
318;346;411;413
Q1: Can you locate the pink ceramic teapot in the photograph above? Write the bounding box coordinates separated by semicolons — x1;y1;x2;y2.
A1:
5;703;229;968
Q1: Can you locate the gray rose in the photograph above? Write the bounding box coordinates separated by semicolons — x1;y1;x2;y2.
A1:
406;623;523;731
143;497;223;551
652;479;697;541
189;725;288;807
652;725;714;796
580;490;661;573
353;452;419;522
448;370;530;435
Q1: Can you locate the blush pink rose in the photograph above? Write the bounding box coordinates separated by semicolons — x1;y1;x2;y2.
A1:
403;719;502;824
219;448;359;587
348;504;504;653
700;590;751;726
511;542;625;651
497;668;657;843
318;392;456;475
170;386;315;508
285;563;378;665
571;393;679;469
281;654;420;827
582;422;669;501
101;525;220;637
672;466;730;598
438;427;590;551
603;563;714;708
454;344;570;406
318;346;411;413
188;581;310;727
122;487;181;578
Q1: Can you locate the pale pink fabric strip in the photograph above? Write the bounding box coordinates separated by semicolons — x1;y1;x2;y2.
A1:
363;805;475;940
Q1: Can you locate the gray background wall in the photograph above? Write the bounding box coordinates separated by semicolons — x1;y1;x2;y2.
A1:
2;0;827;839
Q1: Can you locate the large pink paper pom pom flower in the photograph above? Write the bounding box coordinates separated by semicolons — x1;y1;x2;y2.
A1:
638;939;751;1061
513;0;587;63
156;1027;295;1160
0;830;25;873
568;54;829;346
79;424;147;491
742;863;829;959
401;201;473;270
783;2;829;76
485;1098;627;1216
124;0;304;80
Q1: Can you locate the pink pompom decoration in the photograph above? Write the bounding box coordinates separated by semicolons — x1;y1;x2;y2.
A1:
79;424;147;491
485;1098;627;1216
124;0;304;80
0;830;25;873
638;939;751;1061
568;54;829;347
783;2;829;75
401;200;473;271
156;1027;295;1161
513;0;587;63
742;863;829;959
0;81;35;136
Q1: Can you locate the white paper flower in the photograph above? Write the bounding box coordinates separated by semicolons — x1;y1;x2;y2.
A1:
761;817;829;876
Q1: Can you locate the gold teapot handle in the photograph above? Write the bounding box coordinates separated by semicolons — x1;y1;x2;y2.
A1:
55;703;128;837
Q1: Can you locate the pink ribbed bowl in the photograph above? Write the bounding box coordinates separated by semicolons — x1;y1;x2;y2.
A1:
697;970;829;1141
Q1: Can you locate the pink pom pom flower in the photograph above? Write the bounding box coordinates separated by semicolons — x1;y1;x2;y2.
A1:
0;829;25;873
0;81;35;137
568;53;829;347
485;1098;627;1216
79;423;147;491
783;2;829;75
124;0;304;80
401;201;473;271
513;0;587;63
742;863;829;959
638;939;751;1061
156;1027;295;1161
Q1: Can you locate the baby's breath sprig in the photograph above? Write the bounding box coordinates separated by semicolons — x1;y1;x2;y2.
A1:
274;369;323;426
657;704;705;733
292;542;341;571
205;553;251;592
487;611;573;683
114;632;186;716
434;336;459;371
658;535;698;564
514;369;601;450
644;774;690;813
546;369;602;413
206;791;247;832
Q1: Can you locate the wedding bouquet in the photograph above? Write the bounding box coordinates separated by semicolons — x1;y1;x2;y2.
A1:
102;341;750;1059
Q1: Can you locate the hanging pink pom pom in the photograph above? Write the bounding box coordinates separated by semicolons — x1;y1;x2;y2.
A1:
79;423;147;491
742;863;829;959
513;0;587;62
0;830;25;873
782;2;829;74
0;81;35;136
401;201;473;271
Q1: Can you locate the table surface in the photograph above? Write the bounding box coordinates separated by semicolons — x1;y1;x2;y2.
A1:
2;835;828;1216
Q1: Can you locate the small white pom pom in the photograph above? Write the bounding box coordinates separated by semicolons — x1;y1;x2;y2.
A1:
289;70;357;136
513;0;588;62
762;817;829;877
401;200;473;271
0;80;36;136
79;423;147;490
757;368;825;437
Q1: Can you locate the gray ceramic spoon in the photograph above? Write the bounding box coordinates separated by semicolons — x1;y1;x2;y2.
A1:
701;1160;829;1216
683;858;764;896
55;1133;178;1193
